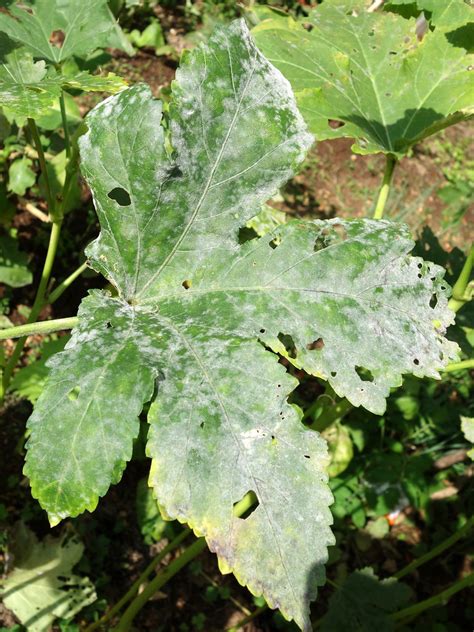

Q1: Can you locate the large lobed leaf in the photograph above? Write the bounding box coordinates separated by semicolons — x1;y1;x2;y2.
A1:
0;0;133;64
25;20;457;630
252;0;474;155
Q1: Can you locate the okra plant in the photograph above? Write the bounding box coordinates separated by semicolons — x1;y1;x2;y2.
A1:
0;1;473;630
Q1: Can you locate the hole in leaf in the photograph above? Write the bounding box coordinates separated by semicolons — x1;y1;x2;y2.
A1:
238;225;258;244
233;491;259;519
259;328;266;334
277;332;296;358
389;50;398;55
182;279;191;289
304;454;310;459
68;386;80;401
333;223;347;240
328;119;345;129
108;187;131;206
355;366;374;382
269;237;280;249
417;273;422;279
307;337;324;351
200;421;205;429
331;371;337;377
413;358;420;366
105;321;112;329
430;294;438;309
49;29;65;47
417;262;423;269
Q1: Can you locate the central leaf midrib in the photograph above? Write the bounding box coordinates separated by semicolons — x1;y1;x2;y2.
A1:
135;54;258;300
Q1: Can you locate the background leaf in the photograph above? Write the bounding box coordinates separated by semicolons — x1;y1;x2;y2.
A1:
253;1;474;155
1;523;96;632
0;0;133;64
0;233;32;287
320;567;412;632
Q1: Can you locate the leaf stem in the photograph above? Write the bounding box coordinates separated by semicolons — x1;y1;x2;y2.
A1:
113;494;256;632
0;317;78;341
28;118;55;216
1;220;63;399
394;516;474;580
448;245;473;313
391;572;474;623
226;605;268;631
84;528;192;632
442;359;474;373
59;90;71;158
113;537;207;632
48;261;89;305
373;153;397;220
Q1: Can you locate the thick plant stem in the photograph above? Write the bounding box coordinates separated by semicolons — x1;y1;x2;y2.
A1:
373;153;397;220
114;494;256;632
84;528;192;632
59;91;71;158
48;261;89;305
394;516;474;580
442;358;474;373
0;317;78;341
28;118;55;216
448;245;473;313
391;572;474;623
1;220;63;399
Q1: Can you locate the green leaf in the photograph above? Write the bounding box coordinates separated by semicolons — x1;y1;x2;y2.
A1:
0;0;133;64
0;233;32;287
322;422;354;477
461;415;474;460
0;49;126;121
10;336;69;403
253;1;474;155
320;567;412;632
1;523;96;632
25;19;457;630
8;156;36;196
24;292;159;526
0;49;62;120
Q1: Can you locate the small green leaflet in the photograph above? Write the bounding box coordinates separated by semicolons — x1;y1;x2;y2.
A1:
252;0;474;155
0;0;133;64
8;156;36;196
0;50;125;120
0;233;32;287
25;20;457;631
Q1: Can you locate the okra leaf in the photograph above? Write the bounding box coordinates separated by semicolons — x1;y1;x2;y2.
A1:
25;19;457;631
0;233;32;287
0;49;62;119
386;0;473;31
0;50;125;120
24;292;159;526
252;1;474;155
320;567;412;632
0;0;133;64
